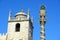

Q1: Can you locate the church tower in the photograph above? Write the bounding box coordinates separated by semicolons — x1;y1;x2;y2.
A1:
40;5;46;40
7;9;33;40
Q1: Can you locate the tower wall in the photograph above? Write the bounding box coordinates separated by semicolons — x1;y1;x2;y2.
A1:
7;21;30;40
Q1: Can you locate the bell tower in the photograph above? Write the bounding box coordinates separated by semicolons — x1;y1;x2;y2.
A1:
40;5;46;40
7;9;33;40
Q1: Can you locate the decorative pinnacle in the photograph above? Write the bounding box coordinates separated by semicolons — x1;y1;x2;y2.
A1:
28;8;30;15
31;17;34;23
8;10;12;21
9;10;12;15
27;8;30;19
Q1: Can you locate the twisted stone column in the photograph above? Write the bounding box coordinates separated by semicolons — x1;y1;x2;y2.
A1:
40;5;46;40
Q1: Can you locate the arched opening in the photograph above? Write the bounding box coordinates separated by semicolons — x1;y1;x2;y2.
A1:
15;23;20;32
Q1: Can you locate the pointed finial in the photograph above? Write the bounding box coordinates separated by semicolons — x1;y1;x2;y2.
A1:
28;8;30;15
27;8;30;19
31;17;34;23
9;10;12;15
8;10;12;21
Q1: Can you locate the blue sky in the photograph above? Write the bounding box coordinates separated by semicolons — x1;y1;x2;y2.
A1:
0;0;60;40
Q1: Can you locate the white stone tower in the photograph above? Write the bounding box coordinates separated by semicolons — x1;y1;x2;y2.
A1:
40;5;46;40
7;9;33;40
